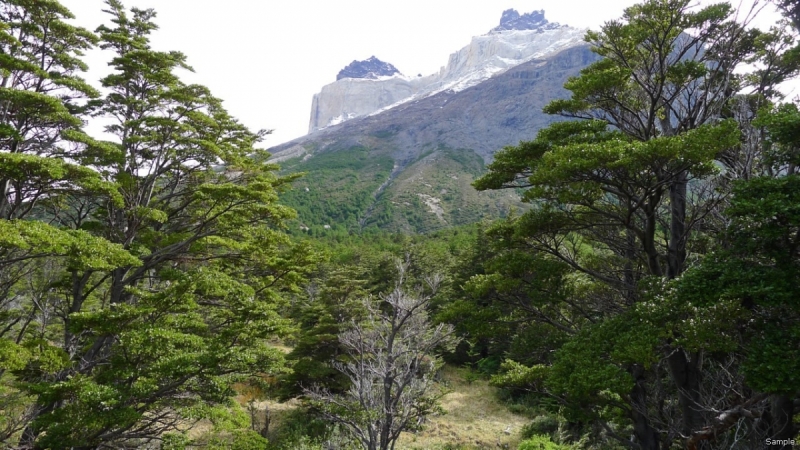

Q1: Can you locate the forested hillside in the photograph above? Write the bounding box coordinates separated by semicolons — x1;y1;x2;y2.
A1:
1;0;799;449
269;43;599;234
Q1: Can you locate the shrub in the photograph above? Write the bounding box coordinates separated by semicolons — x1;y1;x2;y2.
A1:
518;435;571;450
521;415;560;438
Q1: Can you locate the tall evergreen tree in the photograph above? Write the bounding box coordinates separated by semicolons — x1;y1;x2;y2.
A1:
470;0;798;448
0;1;133;441
1;1;316;447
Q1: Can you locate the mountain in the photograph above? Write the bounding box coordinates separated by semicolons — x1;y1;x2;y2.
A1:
337;56;401;81
307;9;584;134
489;9;560;33
271;10;598;235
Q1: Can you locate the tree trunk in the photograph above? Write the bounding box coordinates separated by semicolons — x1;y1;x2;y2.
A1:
0;141;20;220
769;395;795;449
666;171;706;439
260;406;271;438
624;229;637;305
643;198;664;277
18;403;54;449
667;349;704;435
667;172;687;279
630;365;661;450
0;179;11;219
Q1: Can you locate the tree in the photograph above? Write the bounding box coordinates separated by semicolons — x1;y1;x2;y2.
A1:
1;0;316;447
0;0;133;442
280;262;372;400
306;262;458;450
774;0;800;30
676;101;800;449
471;0;798;448
0;0;109;224
436;221;575;370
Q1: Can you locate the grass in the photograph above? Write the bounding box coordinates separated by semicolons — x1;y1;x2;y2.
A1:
231;363;531;449
397;366;529;449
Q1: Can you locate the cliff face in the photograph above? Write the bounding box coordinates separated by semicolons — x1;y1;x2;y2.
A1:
284;44;599;163
489;9;560;33
308;76;425;132
307;10;586;133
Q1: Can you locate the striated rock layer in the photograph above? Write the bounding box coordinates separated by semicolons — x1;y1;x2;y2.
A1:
308;9;587;133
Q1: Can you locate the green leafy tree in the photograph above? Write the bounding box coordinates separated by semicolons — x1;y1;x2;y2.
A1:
281;263;372;399
471;0;798;448
0;1;317;447
0;0;119;345
437;222;574;370
676;101;800;449
0;0;133;442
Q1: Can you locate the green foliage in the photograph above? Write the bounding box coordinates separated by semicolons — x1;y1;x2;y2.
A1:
207;429;271;450
279;262;373;399
264;407;340;450
436;221;575;371
674;97;800;396
491;360;550;392
1;0;798;448
0;220;141;272
0;0;318;447
161;404;271;450
281;226;473;401
545;315;649;405
279;146;394;231
280;145;510;234
518;435;572;450
463;0;800;446
676;174;800;394
521;415;561;439
743;325;800;394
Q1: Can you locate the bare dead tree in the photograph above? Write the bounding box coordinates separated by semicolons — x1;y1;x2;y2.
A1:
305;261;459;450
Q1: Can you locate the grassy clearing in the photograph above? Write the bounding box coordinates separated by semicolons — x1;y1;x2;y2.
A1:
397;366;529;449
236;364;531;449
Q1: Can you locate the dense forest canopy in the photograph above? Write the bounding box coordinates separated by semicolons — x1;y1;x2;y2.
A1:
0;0;798;449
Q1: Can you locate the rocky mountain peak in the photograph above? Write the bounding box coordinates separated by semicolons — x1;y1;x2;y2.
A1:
490;8;560;33
336;56;401;81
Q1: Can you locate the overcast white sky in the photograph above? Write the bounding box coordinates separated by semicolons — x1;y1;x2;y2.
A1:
59;0;790;148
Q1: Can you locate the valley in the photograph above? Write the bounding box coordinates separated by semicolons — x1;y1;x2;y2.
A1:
2;1;798;450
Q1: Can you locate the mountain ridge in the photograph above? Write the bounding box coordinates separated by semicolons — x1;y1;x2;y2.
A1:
275;45;596;162
307;9;585;134
271;44;599;234
337;56;401;81
490;8;561;33
268;9;599;234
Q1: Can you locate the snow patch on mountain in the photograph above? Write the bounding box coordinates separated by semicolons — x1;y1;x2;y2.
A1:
309;10;587;133
328;113;357;127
